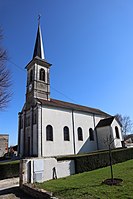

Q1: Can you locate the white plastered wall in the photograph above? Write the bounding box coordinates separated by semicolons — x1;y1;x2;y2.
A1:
111;119;123;148
97;126;112;150
74;111;97;154
97;118;123;150
42;106;74;157
20;158;75;184
41;106;105;157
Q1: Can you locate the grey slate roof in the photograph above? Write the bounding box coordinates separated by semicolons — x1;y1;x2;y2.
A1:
33;24;45;59
96;117;115;128
38;98;111;117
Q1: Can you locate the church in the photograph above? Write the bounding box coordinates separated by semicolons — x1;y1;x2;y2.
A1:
18;23;123;158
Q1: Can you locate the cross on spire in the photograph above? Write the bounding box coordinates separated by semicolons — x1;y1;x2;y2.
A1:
38;14;41;25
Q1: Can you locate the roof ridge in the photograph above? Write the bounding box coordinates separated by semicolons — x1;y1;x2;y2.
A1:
37;98;110;117
51;98;103;112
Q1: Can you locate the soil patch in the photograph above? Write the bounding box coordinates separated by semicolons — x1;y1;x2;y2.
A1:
102;178;123;186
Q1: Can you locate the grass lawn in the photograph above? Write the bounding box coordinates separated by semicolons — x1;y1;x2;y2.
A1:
35;159;133;199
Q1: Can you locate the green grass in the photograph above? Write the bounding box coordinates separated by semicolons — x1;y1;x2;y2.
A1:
35;159;133;199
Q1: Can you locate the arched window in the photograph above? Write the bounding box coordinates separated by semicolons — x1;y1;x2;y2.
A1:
30;70;33;83
46;125;53;141
89;128;94;141
40;68;45;81
115;126;120;139
77;127;83;141
64;126;70;141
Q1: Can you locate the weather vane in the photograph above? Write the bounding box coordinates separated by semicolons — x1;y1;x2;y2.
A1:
38;14;41;25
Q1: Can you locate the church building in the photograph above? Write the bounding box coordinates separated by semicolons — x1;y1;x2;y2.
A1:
18;23;123;158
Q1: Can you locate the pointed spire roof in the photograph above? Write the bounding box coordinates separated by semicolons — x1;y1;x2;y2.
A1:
33;23;45;59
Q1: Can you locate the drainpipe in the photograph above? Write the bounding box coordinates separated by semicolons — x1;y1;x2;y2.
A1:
72;109;76;154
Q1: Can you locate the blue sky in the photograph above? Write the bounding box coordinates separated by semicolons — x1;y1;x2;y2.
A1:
0;0;133;146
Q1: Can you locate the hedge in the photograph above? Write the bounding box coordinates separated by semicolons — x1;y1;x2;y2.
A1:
0;161;19;180
1;148;132;180
75;148;133;173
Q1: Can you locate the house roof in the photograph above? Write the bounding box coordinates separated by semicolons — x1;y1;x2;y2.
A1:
96;116;115;128
38;98;111;117
124;134;133;141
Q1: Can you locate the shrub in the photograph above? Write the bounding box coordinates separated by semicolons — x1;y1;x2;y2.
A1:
0;161;19;180
75;148;133;173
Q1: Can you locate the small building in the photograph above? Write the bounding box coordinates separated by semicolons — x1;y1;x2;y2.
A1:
10;145;18;157
96;117;123;149
0;134;9;157
124;134;133;148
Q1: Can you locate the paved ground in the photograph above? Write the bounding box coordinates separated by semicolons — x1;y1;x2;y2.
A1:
0;178;34;199
0;178;19;190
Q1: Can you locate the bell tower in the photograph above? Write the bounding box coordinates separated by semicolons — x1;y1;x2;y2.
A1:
25;21;52;107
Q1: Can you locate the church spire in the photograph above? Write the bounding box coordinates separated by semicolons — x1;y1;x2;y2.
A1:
33;16;45;59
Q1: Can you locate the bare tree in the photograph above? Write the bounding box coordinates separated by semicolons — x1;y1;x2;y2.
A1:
115;114;133;135
103;134;115;182
0;29;11;110
103;135;123;185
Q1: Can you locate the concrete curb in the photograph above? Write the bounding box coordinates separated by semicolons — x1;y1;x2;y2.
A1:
21;184;55;199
